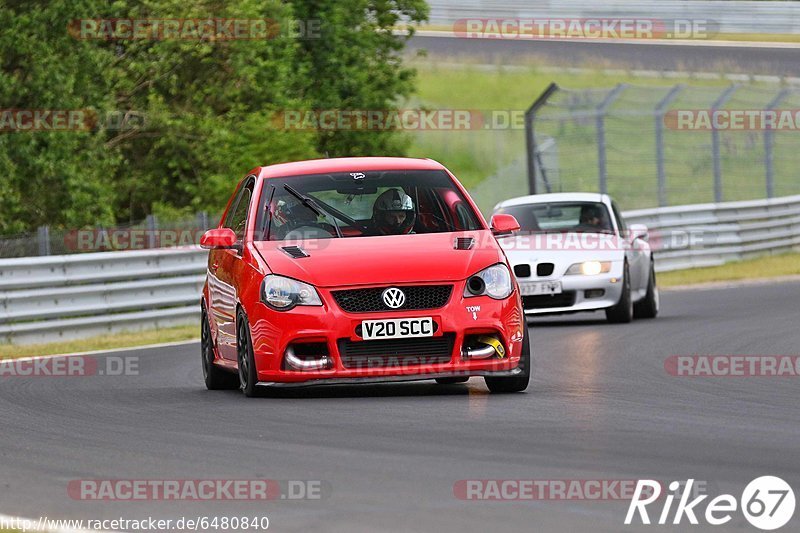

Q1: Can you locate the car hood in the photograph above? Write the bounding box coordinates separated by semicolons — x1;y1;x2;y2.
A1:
253;231;504;288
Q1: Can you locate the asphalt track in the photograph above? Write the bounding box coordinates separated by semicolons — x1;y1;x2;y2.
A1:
407;35;800;76
1;280;799;532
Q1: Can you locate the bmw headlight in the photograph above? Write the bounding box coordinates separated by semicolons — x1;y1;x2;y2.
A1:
261;275;322;310
565;261;612;276
464;263;513;300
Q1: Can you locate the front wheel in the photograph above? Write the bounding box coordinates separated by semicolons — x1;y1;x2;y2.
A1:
606;263;633;324
236;309;260;398
484;327;531;393
634;261;659;319
201;308;238;390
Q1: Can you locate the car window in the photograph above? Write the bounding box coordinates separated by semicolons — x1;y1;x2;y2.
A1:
611;201;627;233
225;179;254;243
495;201;613;234
261;170;482;240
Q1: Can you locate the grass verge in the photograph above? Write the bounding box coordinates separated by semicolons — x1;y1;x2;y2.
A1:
0;324;198;360
659;252;800;287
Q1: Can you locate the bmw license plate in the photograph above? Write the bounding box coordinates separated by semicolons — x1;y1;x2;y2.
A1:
361;317;434;340
519;281;563;296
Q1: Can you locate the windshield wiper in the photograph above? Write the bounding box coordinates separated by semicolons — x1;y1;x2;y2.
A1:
283;184;343;238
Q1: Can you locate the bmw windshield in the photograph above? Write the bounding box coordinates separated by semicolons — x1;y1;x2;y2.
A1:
258;170;483;240
495;201;614;235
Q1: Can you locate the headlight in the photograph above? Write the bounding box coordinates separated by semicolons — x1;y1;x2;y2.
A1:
565;261;612;276
464;263;513;300
261;275;322;310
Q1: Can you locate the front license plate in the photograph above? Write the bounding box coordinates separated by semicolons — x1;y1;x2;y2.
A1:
361;317;435;340
520;281;563;296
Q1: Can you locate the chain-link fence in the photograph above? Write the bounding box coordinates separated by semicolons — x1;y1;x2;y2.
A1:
0;213;220;259
528;83;800;210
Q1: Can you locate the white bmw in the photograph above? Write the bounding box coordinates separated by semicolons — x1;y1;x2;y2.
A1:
493;193;659;323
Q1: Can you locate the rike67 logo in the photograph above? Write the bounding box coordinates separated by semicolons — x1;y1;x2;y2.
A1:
626;477;795;530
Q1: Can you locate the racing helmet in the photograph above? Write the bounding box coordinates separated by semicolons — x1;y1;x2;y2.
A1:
372;188;416;235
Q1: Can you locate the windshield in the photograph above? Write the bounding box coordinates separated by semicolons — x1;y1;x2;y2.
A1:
495;201;614;234
259;170;483;240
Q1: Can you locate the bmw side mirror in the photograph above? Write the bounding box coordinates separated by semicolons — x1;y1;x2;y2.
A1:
490;214;521;236
629;224;649;242
200;228;237;249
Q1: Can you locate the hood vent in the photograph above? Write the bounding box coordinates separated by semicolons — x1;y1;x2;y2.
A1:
454;237;475;250
281;245;310;259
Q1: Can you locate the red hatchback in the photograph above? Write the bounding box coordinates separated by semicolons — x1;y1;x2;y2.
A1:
199;157;529;396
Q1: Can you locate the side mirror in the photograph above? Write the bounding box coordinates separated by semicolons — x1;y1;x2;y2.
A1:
490;214;521;236
628;223;649;242
200;228;237;249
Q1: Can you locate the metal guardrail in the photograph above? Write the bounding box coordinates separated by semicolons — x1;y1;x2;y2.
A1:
0;248;207;345
625;194;800;272
1;194;799;345
426;0;800;35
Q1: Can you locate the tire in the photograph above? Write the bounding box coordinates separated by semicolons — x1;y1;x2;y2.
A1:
201;308;239;390
484;327;531;393
634;261;659;319
435;377;469;384
606;263;633;324
236;309;260;398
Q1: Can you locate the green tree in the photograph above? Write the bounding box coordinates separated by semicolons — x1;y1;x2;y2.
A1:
289;0;428;157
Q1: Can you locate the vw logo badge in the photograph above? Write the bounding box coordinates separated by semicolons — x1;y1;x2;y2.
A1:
382;287;406;309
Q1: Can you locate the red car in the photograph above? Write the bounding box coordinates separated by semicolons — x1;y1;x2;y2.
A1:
199;157;529;396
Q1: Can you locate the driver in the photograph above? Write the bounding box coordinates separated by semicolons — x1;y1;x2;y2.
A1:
579;205;608;230
371;188;416;235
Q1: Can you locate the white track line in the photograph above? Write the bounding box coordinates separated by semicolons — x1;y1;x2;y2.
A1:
1;339;198;363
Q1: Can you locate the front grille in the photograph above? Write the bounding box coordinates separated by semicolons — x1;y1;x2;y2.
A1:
537;263;555;277
338;334;455;368
332;285;453;313
514;264;531;278
523;291;576;309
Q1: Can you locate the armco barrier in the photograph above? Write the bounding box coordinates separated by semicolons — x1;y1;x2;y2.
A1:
624;194;800;272
1;195;799;345
0;248;207;345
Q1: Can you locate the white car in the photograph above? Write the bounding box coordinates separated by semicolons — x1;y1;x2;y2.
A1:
493;193;659;323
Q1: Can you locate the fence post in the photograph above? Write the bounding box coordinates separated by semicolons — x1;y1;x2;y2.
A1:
596;84;627;194
764;88;790;199
711;85;739;203
37;225;51;256
197;211;209;229
146;214;158;249
654;84;685;207
525;82;559;195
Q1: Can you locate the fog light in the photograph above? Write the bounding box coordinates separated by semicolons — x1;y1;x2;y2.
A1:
584;289;605;299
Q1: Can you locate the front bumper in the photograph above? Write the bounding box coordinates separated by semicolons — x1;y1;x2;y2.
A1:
520;262;625;315
247;281;526;384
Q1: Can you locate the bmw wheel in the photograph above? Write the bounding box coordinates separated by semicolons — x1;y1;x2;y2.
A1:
634;261;659;319
606;263;633;323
